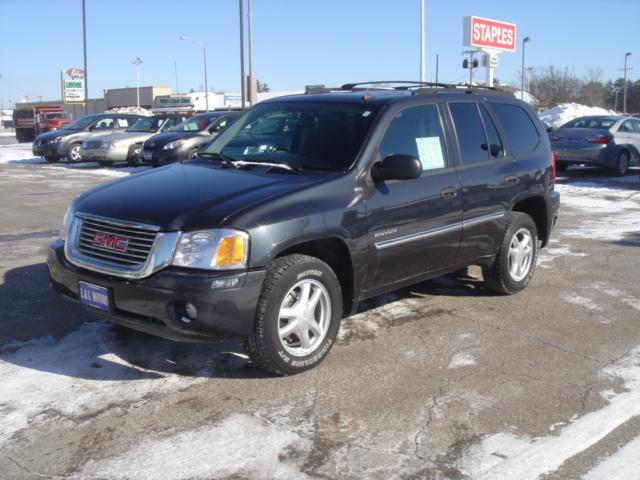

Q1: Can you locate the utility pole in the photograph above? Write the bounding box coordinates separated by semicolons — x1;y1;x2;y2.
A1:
621;52;632;114
239;0;246;110
174;60;179;94
247;0;255;104
419;0;425;82
82;0;89;115
435;54;439;84
132;57;142;107
179;36;209;111
521;36;531;100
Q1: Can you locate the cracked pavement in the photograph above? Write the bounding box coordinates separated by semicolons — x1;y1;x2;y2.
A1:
1;149;640;479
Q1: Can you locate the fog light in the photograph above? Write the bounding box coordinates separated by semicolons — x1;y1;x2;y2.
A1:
185;302;198;319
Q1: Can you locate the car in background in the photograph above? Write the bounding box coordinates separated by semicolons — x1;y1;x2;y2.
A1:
139;111;240;166
32;113;144;163
550;115;640;175
79;114;189;166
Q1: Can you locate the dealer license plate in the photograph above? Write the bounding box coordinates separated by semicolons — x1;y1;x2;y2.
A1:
78;281;110;311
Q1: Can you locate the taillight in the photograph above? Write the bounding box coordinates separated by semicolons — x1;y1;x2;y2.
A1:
587;135;613;145
550;151;556;187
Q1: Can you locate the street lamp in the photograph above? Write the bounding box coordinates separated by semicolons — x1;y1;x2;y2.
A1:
179;35;209;111
132;57;143;108
623;52;632;114
521;36;531;100
526;66;534;94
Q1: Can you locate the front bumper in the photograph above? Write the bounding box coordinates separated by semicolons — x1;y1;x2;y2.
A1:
139;148;186;165
47;240;265;342
80;147;128;162
33;142;63;158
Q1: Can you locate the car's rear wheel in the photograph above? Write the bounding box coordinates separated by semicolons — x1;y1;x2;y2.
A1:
126;144;142;166
614;151;630;176
243;254;342;375
66;142;82;163
483;212;538;295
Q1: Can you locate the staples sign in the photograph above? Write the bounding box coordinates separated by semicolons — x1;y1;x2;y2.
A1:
463;16;516;52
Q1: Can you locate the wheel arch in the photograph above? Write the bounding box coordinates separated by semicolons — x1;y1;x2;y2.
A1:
511;195;549;247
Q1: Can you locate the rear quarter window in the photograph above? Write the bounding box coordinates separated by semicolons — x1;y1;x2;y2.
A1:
489;103;540;156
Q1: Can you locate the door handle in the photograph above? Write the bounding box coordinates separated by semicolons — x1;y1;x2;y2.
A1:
504;175;519;185
440;187;458;199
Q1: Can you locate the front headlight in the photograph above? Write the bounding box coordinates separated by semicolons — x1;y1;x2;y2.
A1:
172;229;249;270
60;204;75;241
164;139;186;150
51;136;64;143
102;141;125;149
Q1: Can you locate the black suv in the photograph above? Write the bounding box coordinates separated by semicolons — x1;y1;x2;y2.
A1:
48;82;560;375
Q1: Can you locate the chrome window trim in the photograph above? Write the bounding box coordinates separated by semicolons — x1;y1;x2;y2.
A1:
64;213;179;279
375;210;504;250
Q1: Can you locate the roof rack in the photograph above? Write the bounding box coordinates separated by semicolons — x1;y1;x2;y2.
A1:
304;81;512;98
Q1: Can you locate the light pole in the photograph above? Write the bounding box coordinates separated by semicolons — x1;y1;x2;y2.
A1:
174;60;179;94
419;0;426;82
622;52;632;114
132;57;142;107
248;0;254;104
82;0;88;115
179;35;209;111
521;36;531;100
614;87;620;112
239;0;246;110
526;66;534;93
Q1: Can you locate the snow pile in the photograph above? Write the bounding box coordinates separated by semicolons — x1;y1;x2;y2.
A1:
106;106;153;116
512;90;538;105
539;103;618;128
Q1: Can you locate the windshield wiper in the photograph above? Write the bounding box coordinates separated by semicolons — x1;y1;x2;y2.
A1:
232;159;303;174
197;152;238;166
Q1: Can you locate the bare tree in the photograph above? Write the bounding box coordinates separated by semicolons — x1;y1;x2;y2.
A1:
578;69;608;107
528;66;581;109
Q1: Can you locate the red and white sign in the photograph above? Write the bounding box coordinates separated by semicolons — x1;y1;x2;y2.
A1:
463;16;516;52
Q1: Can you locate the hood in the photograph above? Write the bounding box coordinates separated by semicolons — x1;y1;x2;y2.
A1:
74;162;326;231
144;131;202;147
35;129;78;142
95;131;155;144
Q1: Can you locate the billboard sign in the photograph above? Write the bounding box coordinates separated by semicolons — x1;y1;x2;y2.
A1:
61;68;86;103
463;16;516;52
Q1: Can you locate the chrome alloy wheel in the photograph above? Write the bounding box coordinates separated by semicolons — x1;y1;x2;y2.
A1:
508;227;534;282
278;279;331;357
68;144;82;162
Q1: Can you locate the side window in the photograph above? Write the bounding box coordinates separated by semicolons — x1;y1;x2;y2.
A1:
449;102;489;164
93;117;114;130
632;120;640;133
490;103;540;156
479;105;504;159
116;117;131;128
379;104;447;172
620;120;635;133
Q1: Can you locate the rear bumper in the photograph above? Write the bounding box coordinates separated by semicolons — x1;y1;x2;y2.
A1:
47;240;265;342
544;190;560;247
553;146;612;167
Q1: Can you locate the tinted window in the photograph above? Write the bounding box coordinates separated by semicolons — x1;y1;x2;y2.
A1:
562;117;618;129
619;120;639;133
379;104;447;171
450;102;489;164
479;105;504;159
490;103;540;156
93;117;115;130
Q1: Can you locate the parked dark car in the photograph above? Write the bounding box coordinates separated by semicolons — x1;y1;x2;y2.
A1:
32;113;144;163
139;111;240;165
48;82;559;375
550;115;640;175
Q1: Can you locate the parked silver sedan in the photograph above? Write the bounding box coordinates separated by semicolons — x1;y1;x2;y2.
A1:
79;114;188;166
550;115;640;175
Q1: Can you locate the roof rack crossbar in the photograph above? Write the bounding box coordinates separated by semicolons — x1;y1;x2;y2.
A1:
340;81;449;90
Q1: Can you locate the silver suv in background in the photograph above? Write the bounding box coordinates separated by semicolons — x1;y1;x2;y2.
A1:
550;115;640;175
79;114;189;166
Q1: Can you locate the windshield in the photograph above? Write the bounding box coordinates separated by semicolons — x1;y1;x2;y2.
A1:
44;112;69;120
127;116;166;133
561;117;618;129
63;115;101;130
169;114;219;132
203;102;380;171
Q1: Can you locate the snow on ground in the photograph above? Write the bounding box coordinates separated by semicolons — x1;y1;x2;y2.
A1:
0;321;224;448
555;181;640;241
459;345;640;480
581;435;640;480
0;130;15;137
81;413;312;480
539;103;618;128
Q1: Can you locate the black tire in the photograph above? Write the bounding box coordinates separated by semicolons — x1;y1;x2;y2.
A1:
482;212;539;295
44;156;59;163
126;144;142;166
614;151;630;176
557;163;568;172
66;142;82;163
97;160;113;167
243;254;343;376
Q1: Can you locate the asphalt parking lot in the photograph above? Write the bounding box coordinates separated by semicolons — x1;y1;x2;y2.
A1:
1;141;640;479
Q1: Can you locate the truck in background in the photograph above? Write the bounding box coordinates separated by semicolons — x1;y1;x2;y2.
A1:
12;106;71;142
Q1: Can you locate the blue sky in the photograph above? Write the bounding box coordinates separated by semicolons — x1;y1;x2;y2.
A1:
0;0;638;106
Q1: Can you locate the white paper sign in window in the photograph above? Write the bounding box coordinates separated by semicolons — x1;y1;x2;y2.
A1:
415;136;445;171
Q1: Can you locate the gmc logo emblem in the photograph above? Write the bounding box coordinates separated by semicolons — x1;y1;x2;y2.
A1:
92;232;129;252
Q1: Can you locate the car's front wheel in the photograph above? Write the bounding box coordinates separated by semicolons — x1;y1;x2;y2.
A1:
483;212;538;295
66;143;82;163
243;254;343;375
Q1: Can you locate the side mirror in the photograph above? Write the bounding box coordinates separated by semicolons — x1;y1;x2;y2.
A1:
372;154;422;181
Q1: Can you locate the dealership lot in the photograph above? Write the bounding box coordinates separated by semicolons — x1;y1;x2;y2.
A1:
1;142;640;479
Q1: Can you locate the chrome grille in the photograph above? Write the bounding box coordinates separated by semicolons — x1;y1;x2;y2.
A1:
76;216;157;267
